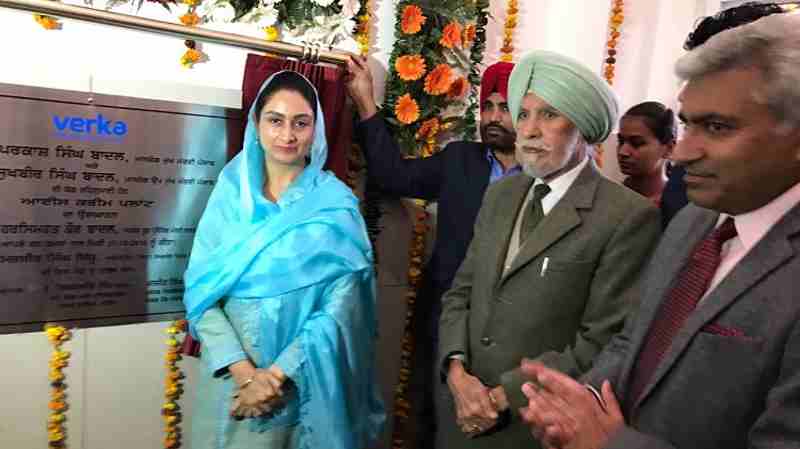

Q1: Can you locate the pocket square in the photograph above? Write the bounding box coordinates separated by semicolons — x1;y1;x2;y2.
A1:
700;323;746;338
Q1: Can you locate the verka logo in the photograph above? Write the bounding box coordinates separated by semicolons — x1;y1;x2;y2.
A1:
52;113;128;142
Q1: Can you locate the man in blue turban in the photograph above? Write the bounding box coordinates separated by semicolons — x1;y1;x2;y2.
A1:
436;50;661;449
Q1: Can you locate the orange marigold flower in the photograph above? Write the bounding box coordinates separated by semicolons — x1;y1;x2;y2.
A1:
424;64;454;96
180;49;203;68
447;76;469;99
34;14;60;30
440;22;463;49
400;5;426;34
179;12;200;27
395;55;427;81
394;94;420;125
415;117;440;140
463;24;476;45
48;401;66;411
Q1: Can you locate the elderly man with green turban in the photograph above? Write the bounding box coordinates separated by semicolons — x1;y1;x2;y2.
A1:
437;50;661;449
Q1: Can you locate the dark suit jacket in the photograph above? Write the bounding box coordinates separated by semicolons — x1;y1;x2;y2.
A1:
584;203;800;449
355;112;491;292
660;164;688;228
438;163;661;448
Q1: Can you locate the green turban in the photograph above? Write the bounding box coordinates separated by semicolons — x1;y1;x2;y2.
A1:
508;50;619;144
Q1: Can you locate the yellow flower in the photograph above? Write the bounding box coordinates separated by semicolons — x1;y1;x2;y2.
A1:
264;26;279;41
506;14;518;28
48;430;65;442
182;0;201;5
49;359;68;369
49;414;65;424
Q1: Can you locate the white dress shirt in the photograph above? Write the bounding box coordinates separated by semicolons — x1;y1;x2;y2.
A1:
503;157;589;274
701;180;800;303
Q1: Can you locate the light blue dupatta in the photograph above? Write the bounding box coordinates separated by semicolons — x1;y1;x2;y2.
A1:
183;71;385;449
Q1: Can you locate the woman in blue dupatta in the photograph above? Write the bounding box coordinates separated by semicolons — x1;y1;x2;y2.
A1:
184;70;385;449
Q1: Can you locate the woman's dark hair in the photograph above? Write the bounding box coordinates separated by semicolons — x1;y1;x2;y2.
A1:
684;2;783;50
254;71;318;121
623;101;677;145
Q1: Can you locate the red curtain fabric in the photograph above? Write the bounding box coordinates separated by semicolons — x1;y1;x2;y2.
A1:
181;54;352;357
235;54;352;180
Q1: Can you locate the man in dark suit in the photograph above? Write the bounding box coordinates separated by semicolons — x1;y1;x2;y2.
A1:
520;9;800;449
346;56;519;448
436;50;661;449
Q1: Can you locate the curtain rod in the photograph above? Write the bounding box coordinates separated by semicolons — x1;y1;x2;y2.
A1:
0;0;349;65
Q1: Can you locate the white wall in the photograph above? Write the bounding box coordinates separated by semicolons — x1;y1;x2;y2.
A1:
0;1;721;448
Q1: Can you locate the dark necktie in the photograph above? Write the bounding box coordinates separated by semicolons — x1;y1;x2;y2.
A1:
627;217;738;408
521;183;551;241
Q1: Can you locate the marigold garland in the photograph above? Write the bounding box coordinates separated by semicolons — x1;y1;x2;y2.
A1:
603;0;624;85
597;0;624;168
382;2;490;447
163;319;188;449
348;0;383;271
45;324;72;449
178;1;208;68
499;0;518;62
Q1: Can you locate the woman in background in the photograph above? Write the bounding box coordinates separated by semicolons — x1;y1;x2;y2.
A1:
183;70;384;449
616;101;677;207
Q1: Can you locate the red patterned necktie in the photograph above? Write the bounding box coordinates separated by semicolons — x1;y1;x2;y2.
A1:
627;217;738;409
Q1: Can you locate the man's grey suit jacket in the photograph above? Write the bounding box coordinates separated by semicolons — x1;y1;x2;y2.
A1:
438;162;661;448
585;202;800;448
